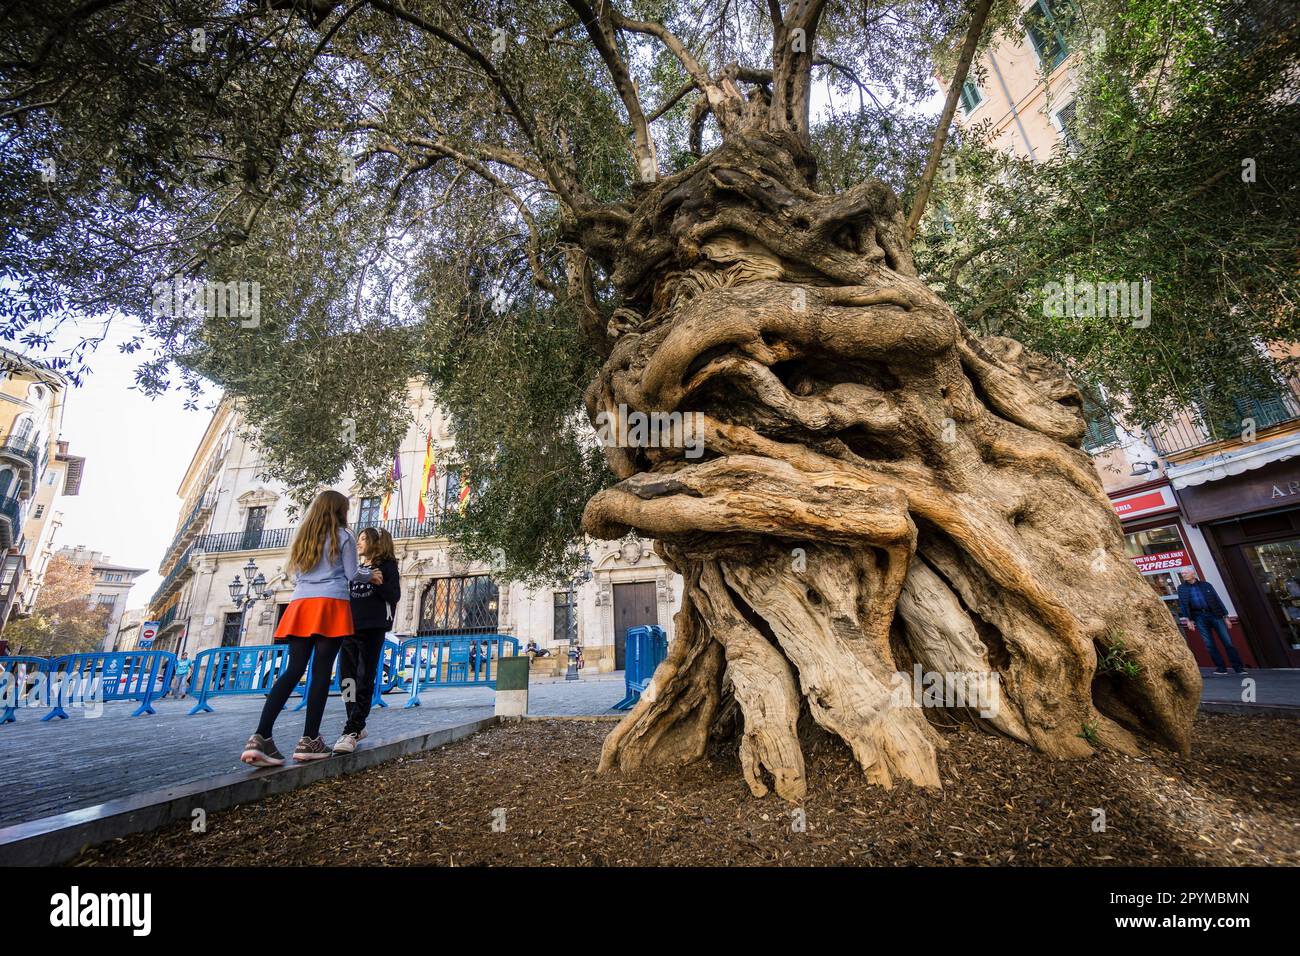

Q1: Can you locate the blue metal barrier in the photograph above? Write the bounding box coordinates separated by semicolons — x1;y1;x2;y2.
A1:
373;640;401;709
398;634;519;708
192;640;404;715
292;638;404;711
188;645;295;714
613;625;668;710
41;651;177;720
0;656;51;724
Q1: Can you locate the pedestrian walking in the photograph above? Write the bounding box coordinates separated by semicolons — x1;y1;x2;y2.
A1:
1177;570;1248;676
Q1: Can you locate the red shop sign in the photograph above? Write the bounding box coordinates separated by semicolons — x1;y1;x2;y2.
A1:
1131;549;1193;575
1112;486;1177;519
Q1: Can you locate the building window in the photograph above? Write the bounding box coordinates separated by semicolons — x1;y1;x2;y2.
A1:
33;504;44;519
443;468;461;514
221;611;243;647
94;593;118;607
1082;393;1119;452
419;575;498;633
1024;0;1076;72
241;505;267;549
1123;524;1192;621
0;468;13;500
554;590;578;645
1053;99;1080;152
358;495;382;528
959;79;983;114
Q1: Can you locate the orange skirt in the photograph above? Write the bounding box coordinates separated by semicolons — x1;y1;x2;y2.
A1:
274;597;354;640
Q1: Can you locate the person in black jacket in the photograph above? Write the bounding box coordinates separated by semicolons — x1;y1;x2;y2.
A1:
332;527;401;753
1176;570;1246;676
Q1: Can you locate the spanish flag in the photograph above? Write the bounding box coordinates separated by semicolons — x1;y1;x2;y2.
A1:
457;467;471;514
417;430;435;523
380;452;401;521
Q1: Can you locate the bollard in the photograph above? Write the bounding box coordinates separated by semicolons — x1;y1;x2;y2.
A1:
494;656;530;717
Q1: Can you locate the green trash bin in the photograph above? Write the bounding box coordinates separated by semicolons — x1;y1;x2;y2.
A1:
495;655;530;717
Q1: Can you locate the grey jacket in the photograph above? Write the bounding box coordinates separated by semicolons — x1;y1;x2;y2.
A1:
289;528;373;601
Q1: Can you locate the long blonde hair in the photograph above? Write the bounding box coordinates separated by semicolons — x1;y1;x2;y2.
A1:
288;490;351;574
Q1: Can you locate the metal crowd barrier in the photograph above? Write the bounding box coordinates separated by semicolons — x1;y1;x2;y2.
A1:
0;655;52;724
397;634;520;708
188;644;296;714
293;639;405;711
613;625;668;710
41;650;177;720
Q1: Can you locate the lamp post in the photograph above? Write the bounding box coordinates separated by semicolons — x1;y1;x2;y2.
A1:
228;557;271;646
565;549;593;681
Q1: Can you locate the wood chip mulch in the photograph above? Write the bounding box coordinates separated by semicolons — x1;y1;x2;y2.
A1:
73;713;1298;866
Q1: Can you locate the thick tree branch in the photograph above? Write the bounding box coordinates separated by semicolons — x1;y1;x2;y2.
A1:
905;0;994;239
564;0;656;178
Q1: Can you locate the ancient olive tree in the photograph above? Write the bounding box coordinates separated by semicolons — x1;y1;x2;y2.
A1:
1;0;1214;799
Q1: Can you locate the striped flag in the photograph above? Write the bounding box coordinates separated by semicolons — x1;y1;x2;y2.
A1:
458;466;471;514
417;430;436;522
381;452;401;521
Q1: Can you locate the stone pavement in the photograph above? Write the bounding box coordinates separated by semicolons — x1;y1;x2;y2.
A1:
1197;667;1300;711
0;674;625;828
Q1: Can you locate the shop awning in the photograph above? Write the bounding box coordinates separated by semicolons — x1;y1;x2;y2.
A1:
1166;434;1300;490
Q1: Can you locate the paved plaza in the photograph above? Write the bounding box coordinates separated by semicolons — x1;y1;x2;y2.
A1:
0;674;625;828
1197;667;1300;709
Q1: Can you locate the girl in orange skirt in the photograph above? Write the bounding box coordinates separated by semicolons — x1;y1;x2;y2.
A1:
241;489;380;765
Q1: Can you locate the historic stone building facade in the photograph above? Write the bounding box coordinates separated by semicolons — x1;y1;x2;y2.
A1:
147;386;682;671
0;349;85;637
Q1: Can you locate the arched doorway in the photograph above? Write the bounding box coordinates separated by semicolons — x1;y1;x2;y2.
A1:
418;574;499;635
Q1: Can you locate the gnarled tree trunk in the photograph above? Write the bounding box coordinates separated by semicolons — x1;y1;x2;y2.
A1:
580;130;1201;801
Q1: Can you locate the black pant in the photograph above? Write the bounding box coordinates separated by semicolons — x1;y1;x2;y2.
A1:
256;636;342;741
339;627;386;735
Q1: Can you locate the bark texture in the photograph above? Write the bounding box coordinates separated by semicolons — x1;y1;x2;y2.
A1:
581;130;1201;800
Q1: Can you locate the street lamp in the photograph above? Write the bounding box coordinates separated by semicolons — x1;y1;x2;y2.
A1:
565;547;593;681
228;559;271;646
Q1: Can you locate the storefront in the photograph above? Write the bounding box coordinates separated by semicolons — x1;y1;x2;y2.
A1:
1109;482;1260;668
1113;485;1194;620
1175;450;1300;669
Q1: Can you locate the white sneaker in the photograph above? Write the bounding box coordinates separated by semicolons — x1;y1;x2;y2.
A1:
332;730;364;753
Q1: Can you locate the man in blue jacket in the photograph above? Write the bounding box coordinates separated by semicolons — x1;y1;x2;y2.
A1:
1177;571;1247;675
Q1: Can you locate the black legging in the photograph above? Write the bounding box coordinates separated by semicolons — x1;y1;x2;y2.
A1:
256;636;342;741
339;627;387;736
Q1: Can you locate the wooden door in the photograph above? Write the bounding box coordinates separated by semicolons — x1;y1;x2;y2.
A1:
612;581;657;671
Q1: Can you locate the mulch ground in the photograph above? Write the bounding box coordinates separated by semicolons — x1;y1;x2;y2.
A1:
73;713;1298;866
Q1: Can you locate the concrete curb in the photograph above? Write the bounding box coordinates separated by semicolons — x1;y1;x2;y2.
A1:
1198;702;1300;718
0;716;499;867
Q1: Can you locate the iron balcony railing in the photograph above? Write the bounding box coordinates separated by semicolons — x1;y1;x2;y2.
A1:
0;553;25;626
1149;380;1300;457
0;494;25;549
157;491;218;574
156;599;188;634
356;514;451;540
0;437;40;474
195;527;294;554
191;513;456;557
148;542;195;609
